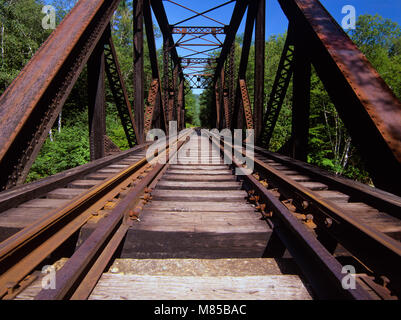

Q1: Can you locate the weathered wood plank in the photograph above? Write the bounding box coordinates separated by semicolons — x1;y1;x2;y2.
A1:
298;181;328;191
120;230;271;259
151;190;247;201
145;201;255;212
46;188;84;199
167;170;232;175
169;165;228;170
163;174;236;182
18;198;70;208
106;258;301;276
68;180;100;189
89;274;312;300
0;207;51;228
156;180;241;190
315;190;350;202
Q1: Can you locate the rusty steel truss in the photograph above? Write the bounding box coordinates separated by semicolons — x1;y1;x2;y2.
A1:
0;0;400;197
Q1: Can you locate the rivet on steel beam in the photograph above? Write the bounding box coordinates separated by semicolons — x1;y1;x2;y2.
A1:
324;217;333;228
6;282;17;295
306;214;314;222
379;276;390;289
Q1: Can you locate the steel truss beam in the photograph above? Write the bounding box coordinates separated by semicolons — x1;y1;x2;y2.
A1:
181;58;215;65
259;30;294;148
186;75;212;89
213;0;248;83
133;0;145;144
231;0;257;130
253;0;266;139
0;0;121;190
279;0;401;195
88;33;107;161
143;0;165;133
171;26;226;34
239;79;254;130
144;79;159;138
104;28;137;148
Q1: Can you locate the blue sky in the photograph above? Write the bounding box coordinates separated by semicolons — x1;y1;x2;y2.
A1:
158;0;401;93
160;0;401;37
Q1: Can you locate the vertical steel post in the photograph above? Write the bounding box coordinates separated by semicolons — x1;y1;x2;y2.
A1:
88;39;106;161
215;81;221;129
228;44;235;129
133;0;144;144
177;76;184;130
291;36;311;162
163;39;170;129
254;0;265;139
172;64;179;123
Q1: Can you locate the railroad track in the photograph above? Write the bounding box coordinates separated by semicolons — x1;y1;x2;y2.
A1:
0;129;191;299
250;147;401;299
0;129;400;300
209;131;401;299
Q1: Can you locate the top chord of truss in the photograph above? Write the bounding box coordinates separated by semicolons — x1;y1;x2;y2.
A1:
171;26;227;34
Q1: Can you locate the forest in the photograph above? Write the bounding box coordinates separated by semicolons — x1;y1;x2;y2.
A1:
1;0;401;185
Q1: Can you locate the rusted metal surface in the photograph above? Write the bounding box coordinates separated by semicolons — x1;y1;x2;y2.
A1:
0;143;150;215
177;78;185;130
291;34;311;162
133;0;145;144
0;130;190;299
215;83;221;128
212;0;248;83
239;79;254;130
259;31;294;148
209;132;372;300
171;26;226;34
34;135;189;300
231;0;256;130
0;155;149;298
253;0;265;140
144;79;160;139
0;0;121;190
181;58;215;65
104;30;137;147
223;89;231;128
103;135;121;155
238;143;401;296
143;0;165;132
254;146;401;220
278;0;401;195
88;34;106;161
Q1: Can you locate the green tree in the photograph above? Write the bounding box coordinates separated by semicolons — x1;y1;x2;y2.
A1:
0;0;50;93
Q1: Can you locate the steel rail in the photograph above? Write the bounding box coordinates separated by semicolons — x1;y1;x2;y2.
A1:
206;131;372;299
35;132;192;300
253;146;401;220
0;143;151;214
0;131;191;299
225;136;401;297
